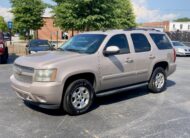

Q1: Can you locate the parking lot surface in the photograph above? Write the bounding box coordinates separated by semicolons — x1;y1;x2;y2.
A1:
0;56;190;138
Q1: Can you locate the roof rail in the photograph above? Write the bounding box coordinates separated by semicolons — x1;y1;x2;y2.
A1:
124;28;161;32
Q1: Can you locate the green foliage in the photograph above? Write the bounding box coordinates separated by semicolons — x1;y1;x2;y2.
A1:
0;16;8;32
53;0;136;31
11;0;46;39
174;17;190;22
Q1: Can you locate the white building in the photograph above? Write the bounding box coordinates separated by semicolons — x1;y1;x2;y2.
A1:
169;22;190;31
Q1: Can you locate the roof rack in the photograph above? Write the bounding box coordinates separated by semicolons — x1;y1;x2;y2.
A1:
124;28;161;32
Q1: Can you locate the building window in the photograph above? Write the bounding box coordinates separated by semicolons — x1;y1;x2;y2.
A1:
180;24;183;30
188;25;190;30
173;24;175;29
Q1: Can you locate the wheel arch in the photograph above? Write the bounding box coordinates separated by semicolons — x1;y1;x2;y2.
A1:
149;61;169;80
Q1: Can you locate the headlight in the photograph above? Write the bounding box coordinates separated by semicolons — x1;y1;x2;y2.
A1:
178;48;185;52
34;69;57;82
30;51;37;54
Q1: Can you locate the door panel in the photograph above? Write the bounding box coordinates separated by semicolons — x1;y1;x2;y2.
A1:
100;54;136;90
130;33;154;83
99;34;137;91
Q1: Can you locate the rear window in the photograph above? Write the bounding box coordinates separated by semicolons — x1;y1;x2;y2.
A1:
150;34;173;50
30;40;49;47
172;41;184;47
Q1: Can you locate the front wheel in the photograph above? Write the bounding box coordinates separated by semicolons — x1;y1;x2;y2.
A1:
148;67;167;93
63;79;95;115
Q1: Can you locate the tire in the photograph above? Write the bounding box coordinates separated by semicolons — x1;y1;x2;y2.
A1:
63;79;95;115
148;67;167;93
4;47;9;63
0;54;7;64
0;55;2;64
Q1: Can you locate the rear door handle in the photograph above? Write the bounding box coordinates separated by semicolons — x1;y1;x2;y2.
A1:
126;58;134;63
149;55;155;59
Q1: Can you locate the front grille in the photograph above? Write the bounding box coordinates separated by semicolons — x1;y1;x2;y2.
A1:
13;64;34;83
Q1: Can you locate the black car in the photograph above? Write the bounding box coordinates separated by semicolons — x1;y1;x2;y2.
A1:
26;39;55;54
3;32;11;41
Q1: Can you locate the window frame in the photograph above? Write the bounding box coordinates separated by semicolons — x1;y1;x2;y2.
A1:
104;34;130;55
131;33;151;53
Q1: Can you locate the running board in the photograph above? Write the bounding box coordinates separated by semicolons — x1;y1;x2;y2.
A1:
96;82;148;97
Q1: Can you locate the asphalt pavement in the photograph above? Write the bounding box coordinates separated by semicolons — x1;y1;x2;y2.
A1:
0;56;190;138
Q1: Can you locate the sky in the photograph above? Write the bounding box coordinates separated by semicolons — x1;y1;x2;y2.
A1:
0;0;190;23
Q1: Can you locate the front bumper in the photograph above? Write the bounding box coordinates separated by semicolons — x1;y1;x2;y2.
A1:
176;52;190;56
10;75;63;108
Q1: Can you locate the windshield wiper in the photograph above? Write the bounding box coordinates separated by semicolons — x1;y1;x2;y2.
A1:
65;48;82;53
57;48;64;51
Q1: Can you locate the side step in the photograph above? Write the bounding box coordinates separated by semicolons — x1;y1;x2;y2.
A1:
96;82;148;97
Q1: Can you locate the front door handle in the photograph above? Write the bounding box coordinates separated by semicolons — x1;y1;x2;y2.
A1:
149;55;155;59
126;58;134;63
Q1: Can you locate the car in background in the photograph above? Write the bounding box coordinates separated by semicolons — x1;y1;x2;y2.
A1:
172;41;190;56
0;32;9;64
26;39;55;54
3;32;11;41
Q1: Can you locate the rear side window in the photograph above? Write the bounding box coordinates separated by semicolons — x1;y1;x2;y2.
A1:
106;34;130;54
131;34;151;53
150;34;173;50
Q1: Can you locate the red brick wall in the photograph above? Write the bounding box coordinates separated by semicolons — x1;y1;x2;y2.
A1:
142;21;170;32
37;17;79;41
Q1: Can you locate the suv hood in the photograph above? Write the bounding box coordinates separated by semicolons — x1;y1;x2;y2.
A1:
15;51;86;68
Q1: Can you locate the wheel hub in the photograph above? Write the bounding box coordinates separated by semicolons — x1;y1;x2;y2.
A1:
71;87;90;109
155;73;165;89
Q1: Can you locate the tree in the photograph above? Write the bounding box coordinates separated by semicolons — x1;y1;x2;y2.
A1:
0;16;8;32
53;0;136;33
174;17;190;22
11;0;46;39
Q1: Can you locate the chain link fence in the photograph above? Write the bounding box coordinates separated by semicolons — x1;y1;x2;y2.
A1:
166;31;190;43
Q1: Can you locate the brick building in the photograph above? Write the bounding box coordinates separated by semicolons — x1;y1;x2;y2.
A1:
142;21;170;32
37;17;78;41
142;21;190;32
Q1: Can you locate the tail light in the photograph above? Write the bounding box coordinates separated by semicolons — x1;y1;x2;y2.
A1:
0;44;4;54
0;44;3;48
173;48;176;62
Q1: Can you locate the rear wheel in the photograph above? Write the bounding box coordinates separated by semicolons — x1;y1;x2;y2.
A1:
0;54;8;64
4;47;9;63
148;67;167;93
63;79;94;115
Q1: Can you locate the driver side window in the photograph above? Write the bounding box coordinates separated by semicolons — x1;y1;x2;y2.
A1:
105;34;130;54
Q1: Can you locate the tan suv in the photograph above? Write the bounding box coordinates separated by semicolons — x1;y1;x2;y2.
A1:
10;29;176;115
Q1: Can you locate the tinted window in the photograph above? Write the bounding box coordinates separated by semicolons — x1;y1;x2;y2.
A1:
30;40;50;47
131;34;151;53
60;34;106;54
150;34;173;49
106;34;130;54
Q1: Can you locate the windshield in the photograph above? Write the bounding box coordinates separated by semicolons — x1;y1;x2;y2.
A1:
30;40;50;47
172;42;185;47
59;34;106;54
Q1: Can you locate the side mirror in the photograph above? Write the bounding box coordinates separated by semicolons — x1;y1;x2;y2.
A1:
104;46;120;56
